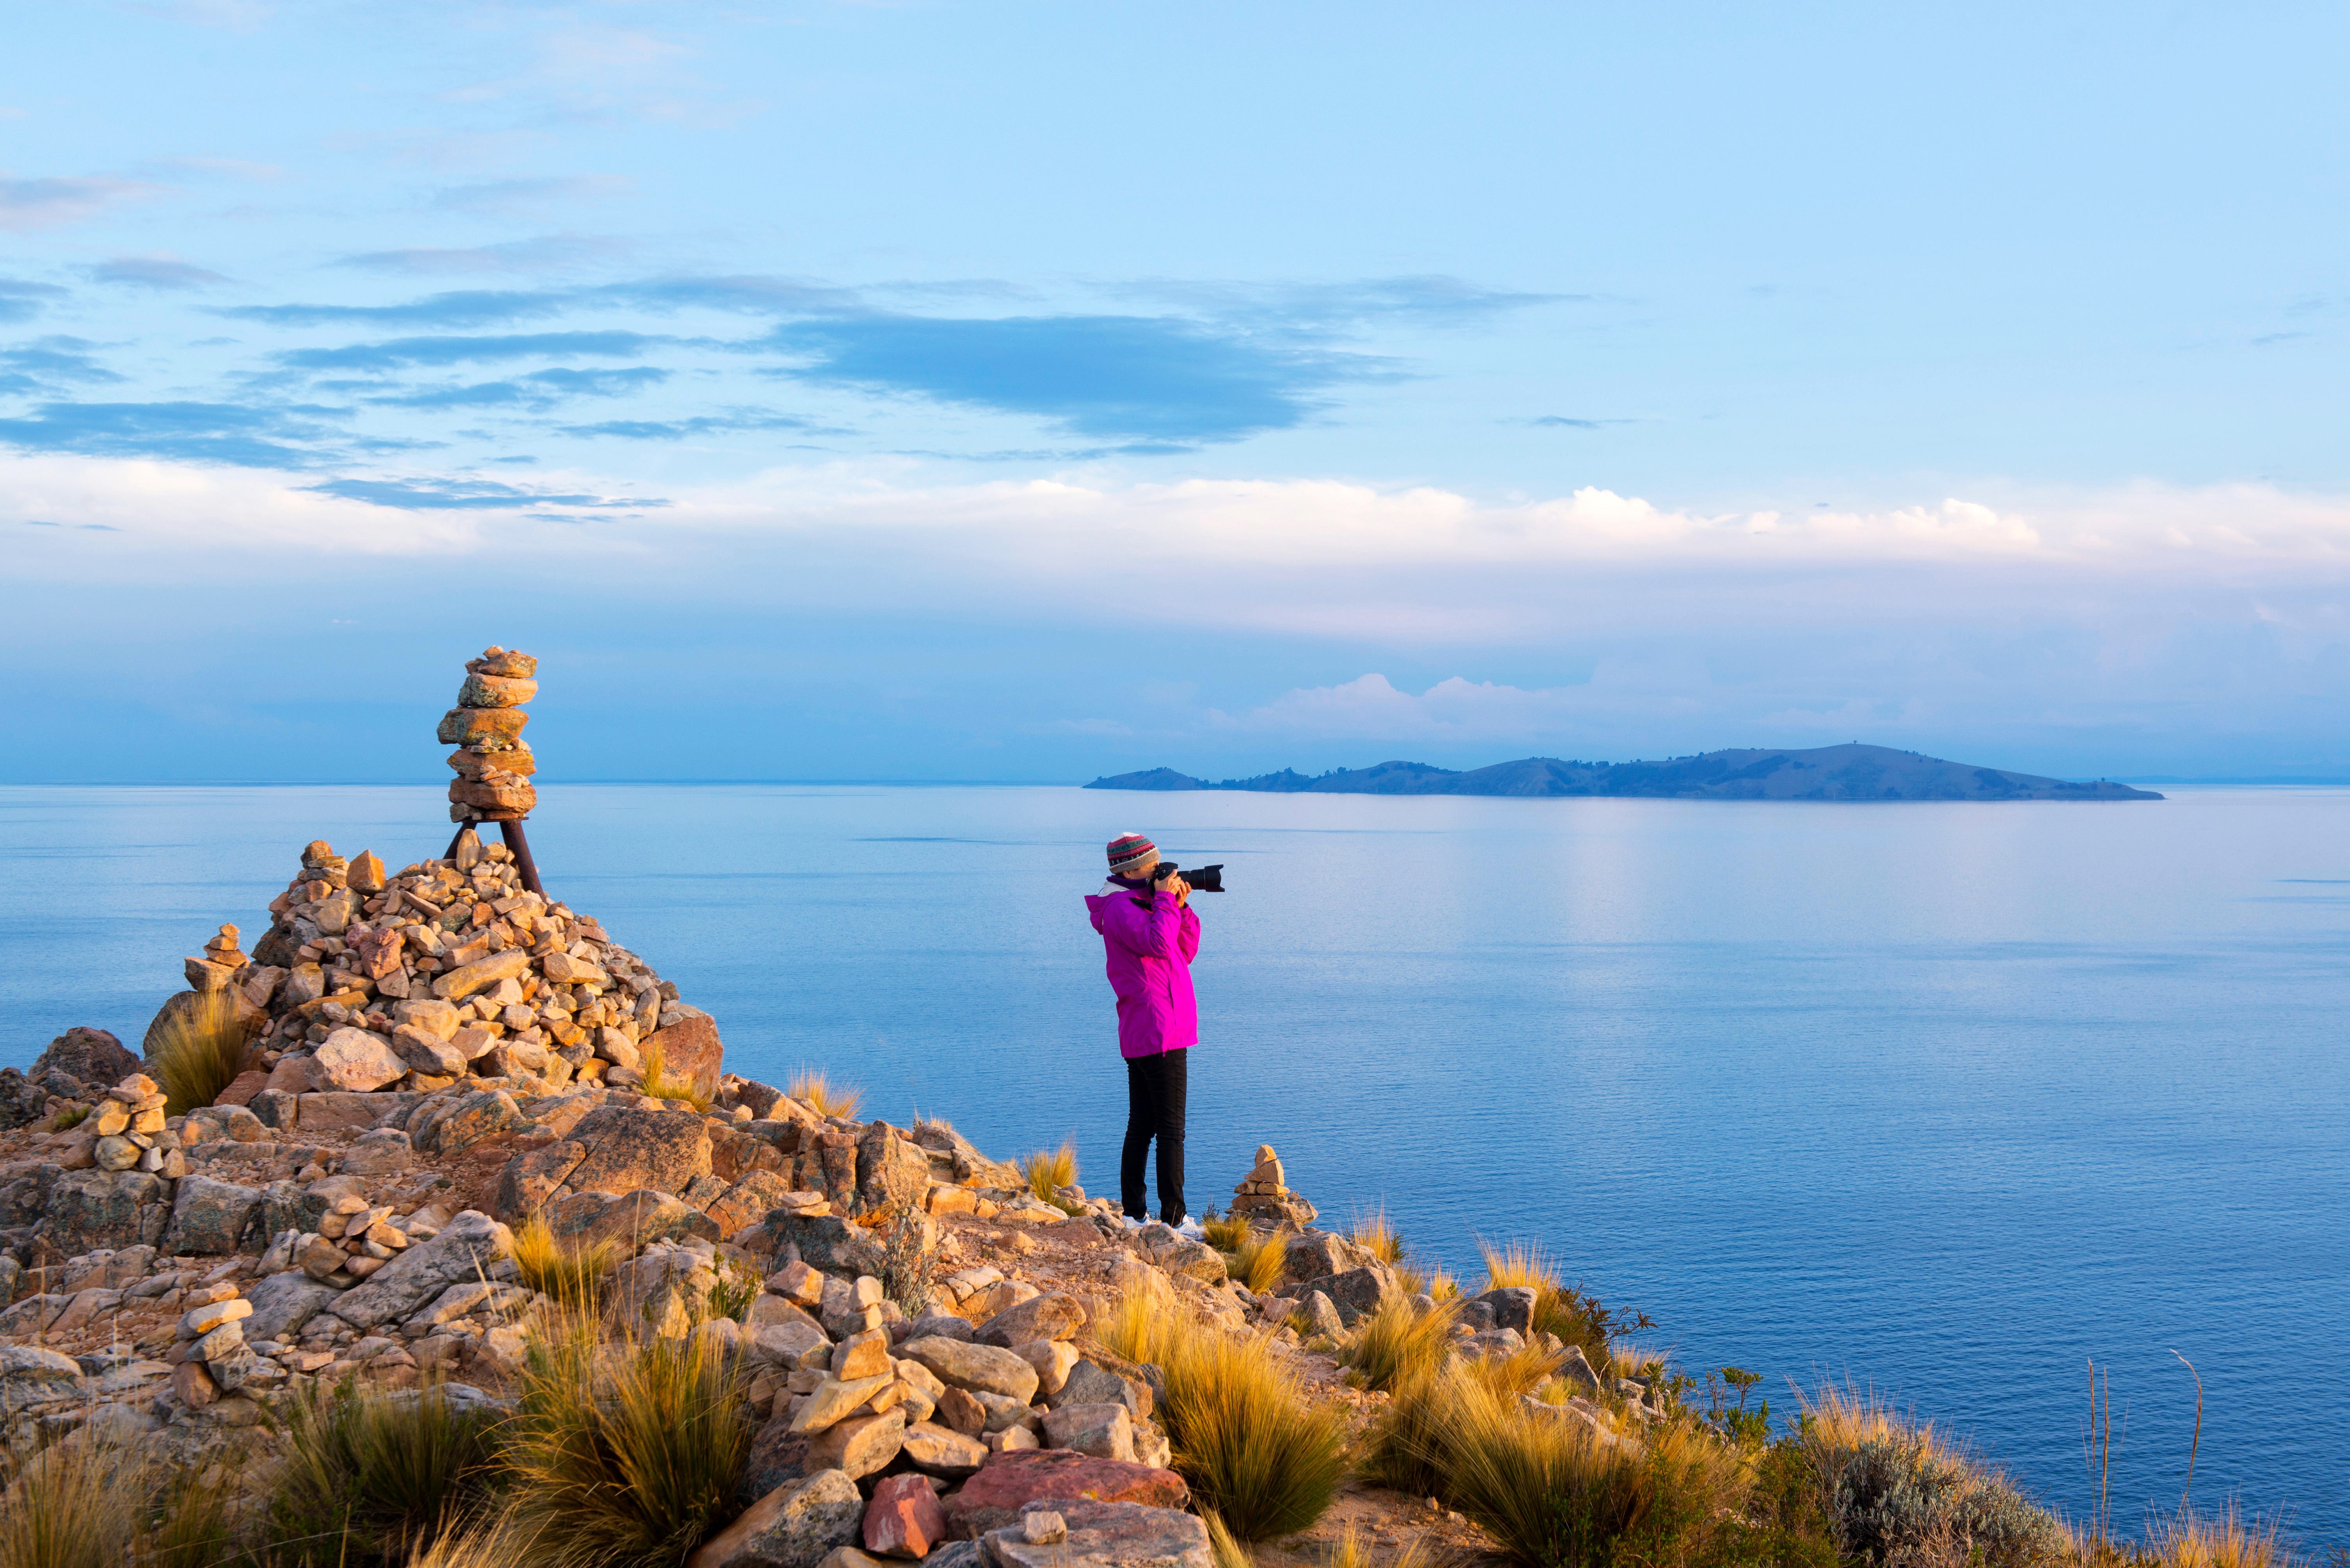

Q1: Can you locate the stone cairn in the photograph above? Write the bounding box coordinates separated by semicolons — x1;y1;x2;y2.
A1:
438;646;538;826
224;832;712;1104
1229;1142;1316;1229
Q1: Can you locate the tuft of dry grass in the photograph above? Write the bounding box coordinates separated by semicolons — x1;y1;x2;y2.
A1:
408;1510;543;1568
47;1104;91;1131
510;1215;619;1307
788;1067;862;1120
1341;1293;1458;1394
1204;1511;1254;1568
264;1376;501;1567
1347;1205;1404;1264
1230;1229;1289;1294
2147;1507;2288;1568
1439;1377;1748;1568
1326;1520;1440;1568
0;1440;147;1568
1203;1212;1252;1252
1093;1282;1347;1541
504;1305;750;1568
148;988;254;1116
1476;1238;1646;1370
1020;1139;1082;1212
638;1043;712;1112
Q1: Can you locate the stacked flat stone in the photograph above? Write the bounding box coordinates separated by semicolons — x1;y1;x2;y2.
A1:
1230;1142;1317;1228
437;645;539;825
90;1072;181;1177
169;1285;258;1407
213;833;718;1104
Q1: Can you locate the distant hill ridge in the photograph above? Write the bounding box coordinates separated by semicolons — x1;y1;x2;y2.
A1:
1085;743;2162;801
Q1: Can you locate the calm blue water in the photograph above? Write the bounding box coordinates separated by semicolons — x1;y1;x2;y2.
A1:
3;784;2345;1545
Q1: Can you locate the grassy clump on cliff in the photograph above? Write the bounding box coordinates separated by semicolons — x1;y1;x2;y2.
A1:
1094;1280;1348;1540
502;1305;749;1568
263;1376;501;1567
147;987;254;1116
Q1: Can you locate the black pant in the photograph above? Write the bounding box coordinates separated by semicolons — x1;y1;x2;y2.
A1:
1122;1049;1187;1223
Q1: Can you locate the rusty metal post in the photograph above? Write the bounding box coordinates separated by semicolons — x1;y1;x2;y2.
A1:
499;818;545;899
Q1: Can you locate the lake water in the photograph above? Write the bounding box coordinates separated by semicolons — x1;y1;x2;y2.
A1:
2;782;2345;1545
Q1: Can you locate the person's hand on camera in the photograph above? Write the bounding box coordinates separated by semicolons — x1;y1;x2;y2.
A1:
1152;866;1189;905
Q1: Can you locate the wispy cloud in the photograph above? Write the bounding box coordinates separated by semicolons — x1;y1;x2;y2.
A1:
223;290;570;329
332;235;632;275
366;366;669;410
554;410;818;440
84;254;231;289
0;174;162;231
278;329;663;370
0;337;125;390
763;313;1393;442
431;175;631;217
0;400;331;467
1117;274;1571;330
0;277;69;323
303;474;661;510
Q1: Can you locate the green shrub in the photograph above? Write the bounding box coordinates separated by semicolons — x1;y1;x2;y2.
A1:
1800;1386;2064;1568
264;1377;500;1567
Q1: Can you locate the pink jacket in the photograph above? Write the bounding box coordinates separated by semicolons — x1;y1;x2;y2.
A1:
1084;881;1201;1058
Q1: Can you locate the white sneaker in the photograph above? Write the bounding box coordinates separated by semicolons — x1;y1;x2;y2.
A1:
1120;1215;1145;1232
1174;1217;1204;1240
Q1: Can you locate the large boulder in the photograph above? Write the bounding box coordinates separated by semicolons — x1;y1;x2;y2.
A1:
690;1467;862;1568
552;1189;715;1252
329;1211;513;1330
912;1121;1021;1189
162;1174;265;1255
1291;1265;1401;1326
565;1105;714;1196
415;1089;524;1155
311;1029;408;1092
898;1338;1041;1403
974;1293;1086;1349
242;1270;340;1340
854;1123;930;1219
31;1027;139;1089
943;1451;1188;1541
769;1212;885;1277
641;1014;725;1103
45;1170;168;1254
0;1345;88;1418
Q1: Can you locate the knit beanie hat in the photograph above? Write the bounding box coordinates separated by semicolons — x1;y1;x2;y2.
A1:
1106;832;1157;873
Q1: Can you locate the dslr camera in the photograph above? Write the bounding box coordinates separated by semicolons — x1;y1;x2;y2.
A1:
1155;862;1225;893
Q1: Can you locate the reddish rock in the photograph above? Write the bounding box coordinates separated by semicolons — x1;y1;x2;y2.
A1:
941;1450;1188;1541
863;1473;946;1558
214;1069;269;1108
641;1014;725;1102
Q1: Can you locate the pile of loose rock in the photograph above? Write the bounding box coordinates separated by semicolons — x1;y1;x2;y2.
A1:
212;830;711;1107
439;646;539;824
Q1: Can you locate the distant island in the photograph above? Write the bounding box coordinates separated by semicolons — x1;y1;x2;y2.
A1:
1085;742;2162;801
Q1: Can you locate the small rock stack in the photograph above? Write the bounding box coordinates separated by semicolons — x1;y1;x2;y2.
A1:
437;646;538;825
1230;1142;1316;1229
90;1073;178;1176
276;1195;445;1288
169;1285;257;1407
185;925;246;993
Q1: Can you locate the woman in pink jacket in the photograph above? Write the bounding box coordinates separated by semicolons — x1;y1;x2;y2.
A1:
1084;832;1201;1229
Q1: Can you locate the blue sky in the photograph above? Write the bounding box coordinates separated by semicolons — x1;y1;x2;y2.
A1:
5;1;2349;782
